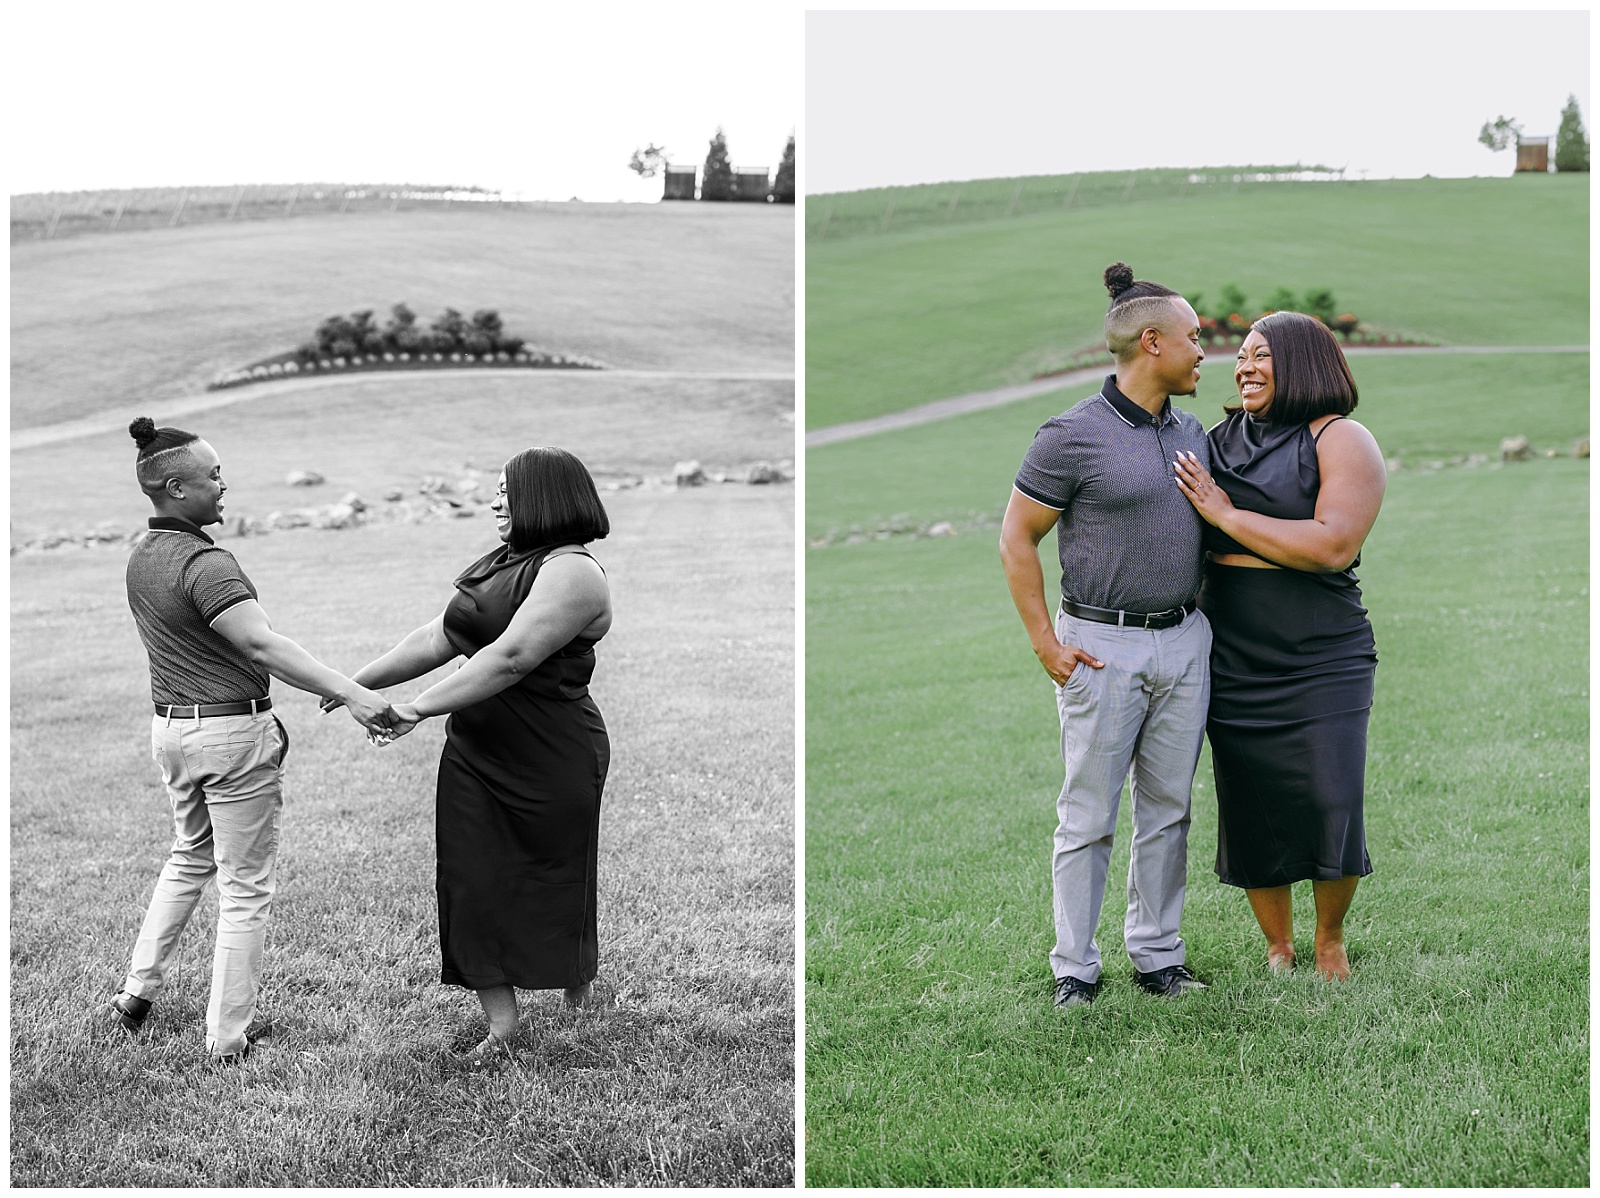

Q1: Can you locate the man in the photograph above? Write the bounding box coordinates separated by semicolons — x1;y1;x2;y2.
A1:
998;264;1213;1008
112;416;394;1062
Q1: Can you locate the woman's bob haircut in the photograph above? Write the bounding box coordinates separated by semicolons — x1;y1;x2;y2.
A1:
503;446;610;552
1230;310;1360;426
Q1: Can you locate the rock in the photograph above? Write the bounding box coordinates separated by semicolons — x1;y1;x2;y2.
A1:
455;478;481;497
674;460;705;487
927;522;957;537
338;491;367;513
1545;448;1558;458
1500;435;1531;462
747;460;780;484
286;469;325;487
383;487;404;502
267;510;311;529
312;503;358;530
219;515;251;538
419;475;451;495
452;506;477;518
1574;436;1590;459
1385;457;1403;474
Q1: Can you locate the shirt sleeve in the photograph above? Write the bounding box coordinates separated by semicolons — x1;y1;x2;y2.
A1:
182;547;256;624
1013;419;1079;511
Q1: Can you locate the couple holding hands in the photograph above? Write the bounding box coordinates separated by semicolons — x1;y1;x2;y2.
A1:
111;417;612;1064
1001;263;1387;1006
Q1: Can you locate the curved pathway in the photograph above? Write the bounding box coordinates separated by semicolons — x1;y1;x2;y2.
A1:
11;367;796;452
805;345;1585;448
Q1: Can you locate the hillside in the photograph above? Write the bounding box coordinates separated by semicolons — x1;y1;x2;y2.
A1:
11;203;793;431
806;172;1587;428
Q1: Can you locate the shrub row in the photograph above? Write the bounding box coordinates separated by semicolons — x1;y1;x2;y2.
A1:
300;304;523;362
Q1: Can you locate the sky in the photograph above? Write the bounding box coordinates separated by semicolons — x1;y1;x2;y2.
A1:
5;4;797;203
805;9;1591;193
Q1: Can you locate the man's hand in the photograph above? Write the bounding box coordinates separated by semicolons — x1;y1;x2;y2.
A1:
370;702;424;747
1033;635;1104;688
340;684;394;735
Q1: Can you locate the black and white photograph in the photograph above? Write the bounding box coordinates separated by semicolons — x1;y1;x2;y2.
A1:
11;5;796;1186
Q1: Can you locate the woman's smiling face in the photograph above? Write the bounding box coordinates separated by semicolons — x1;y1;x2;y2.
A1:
1235;329;1275;416
492;470;511;543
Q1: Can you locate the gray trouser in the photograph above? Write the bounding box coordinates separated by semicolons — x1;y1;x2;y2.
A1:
1050;608;1210;983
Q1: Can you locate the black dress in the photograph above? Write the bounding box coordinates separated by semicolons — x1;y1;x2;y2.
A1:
1197;411;1376;889
434;543;609;991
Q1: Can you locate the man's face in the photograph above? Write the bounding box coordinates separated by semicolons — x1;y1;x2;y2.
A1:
168;439;227;526
1158;298;1204;397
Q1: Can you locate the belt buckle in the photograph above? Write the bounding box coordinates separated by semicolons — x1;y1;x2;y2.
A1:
1143;611;1160;630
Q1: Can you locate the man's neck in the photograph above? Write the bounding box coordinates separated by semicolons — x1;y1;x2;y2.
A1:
1113;366;1173;416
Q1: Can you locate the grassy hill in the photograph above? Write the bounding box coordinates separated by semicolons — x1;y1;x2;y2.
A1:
11;202;793;431
806;172;1587;429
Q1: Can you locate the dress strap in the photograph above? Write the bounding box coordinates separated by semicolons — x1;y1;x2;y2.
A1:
1312;414;1347;443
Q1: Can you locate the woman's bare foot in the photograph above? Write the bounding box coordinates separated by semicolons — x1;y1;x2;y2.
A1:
563;981;593;1008
1267;949;1297;974
1314;937;1351;981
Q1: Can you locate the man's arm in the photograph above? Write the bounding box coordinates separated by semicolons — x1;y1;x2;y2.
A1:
999;489;1104;686
210;600;393;733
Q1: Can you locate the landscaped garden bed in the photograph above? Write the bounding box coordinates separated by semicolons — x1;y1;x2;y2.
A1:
210;303;601;389
1034;284;1435;380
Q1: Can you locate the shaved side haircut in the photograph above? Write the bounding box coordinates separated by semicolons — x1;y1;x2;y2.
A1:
1102;262;1183;362
130;416;202;497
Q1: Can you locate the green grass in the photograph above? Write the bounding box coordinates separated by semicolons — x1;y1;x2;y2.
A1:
11;206;795;1186
11;202;793;431
803;364;1588;1184
806;173;1587;428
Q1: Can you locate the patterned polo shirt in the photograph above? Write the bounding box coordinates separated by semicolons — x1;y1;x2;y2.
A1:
1014;375;1211;613
126;516;270;705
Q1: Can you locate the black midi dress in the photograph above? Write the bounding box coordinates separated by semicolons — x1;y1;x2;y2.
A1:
1197;411;1376;889
434;543;609;991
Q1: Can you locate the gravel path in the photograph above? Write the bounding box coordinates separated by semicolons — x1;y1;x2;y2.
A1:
11;367;797;452
805;345;1587;448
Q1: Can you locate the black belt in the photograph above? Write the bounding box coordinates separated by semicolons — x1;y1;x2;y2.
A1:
1061;599;1195;631
154;698;272;718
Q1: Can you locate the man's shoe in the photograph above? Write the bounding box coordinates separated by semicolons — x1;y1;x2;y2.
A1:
111;991;151;1033
1134;963;1208;997
209;1038;253;1067
1052;975;1099;1008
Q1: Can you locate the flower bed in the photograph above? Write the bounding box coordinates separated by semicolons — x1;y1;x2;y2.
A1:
208;303;603;390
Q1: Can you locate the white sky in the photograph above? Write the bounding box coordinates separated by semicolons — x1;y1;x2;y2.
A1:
805;9;1591;193
5;4;798;202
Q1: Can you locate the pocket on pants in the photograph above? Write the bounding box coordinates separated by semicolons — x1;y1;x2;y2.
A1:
193;739;257;778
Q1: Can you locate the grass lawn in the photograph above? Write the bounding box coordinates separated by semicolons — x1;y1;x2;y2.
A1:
806;173;1587;428
11;202;794;431
11;202;796;1186
803;359;1588;1185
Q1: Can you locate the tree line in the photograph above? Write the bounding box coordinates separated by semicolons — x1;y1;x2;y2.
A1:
630;130;796;202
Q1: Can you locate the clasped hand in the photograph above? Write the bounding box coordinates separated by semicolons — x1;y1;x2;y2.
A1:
320;689;424;746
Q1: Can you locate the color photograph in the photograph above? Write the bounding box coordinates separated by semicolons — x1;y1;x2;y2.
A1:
804;9;1587;1187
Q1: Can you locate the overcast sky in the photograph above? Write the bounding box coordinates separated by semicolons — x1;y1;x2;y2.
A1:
805;9;1591;193
6;4;797;202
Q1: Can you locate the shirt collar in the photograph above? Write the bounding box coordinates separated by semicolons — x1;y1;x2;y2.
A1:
1101;374;1174;428
147;515;215;544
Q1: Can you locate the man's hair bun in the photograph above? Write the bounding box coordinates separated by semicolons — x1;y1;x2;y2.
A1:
1104;263;1136;299
129;416;158;449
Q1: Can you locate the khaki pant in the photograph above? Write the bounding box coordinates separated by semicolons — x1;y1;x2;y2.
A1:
124;710;286;1056
1050;608;1211;984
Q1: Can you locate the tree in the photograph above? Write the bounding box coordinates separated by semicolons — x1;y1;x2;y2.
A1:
1555;94;1589;172
772;135;795;204
1477;115;1521;153
628;143;670;179
701;127;734;201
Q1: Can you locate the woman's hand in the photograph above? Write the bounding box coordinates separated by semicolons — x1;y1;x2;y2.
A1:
1173;450;1235;528
367;703;425;747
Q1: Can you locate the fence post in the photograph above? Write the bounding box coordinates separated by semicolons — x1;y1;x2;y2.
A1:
1005;178;1024;217
1063;173;1080;209
284;185;299;216
820;202;833;238
389;191;400;213
1121;172;1136;202
169;193;187;227
879;195;895;233
46;206;62;239
338;190;351;214
945;187;960;220
227;186;245;220
109;195;127;231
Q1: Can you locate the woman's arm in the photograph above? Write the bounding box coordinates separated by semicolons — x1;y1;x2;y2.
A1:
392;554;609;729
319;611;458;714
1174;419;1387;572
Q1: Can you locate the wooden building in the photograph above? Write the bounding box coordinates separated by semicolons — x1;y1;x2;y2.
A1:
662;165;697;201
1516;137;1550;173
733;167;771;202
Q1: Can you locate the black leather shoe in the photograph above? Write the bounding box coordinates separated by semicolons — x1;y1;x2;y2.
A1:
1134;963;1208;997
1052;975;1099;1008
111;991;151;1033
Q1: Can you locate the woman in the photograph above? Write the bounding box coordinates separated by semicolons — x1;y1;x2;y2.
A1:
1172;311;1386;980
339;446;612;1056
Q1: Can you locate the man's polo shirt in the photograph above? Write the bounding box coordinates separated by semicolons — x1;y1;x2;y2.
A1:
126;517;270;705
1014;375;1210;613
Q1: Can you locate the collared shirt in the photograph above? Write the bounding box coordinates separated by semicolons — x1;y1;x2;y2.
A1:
126;516;269;705
1013;375;1211;612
